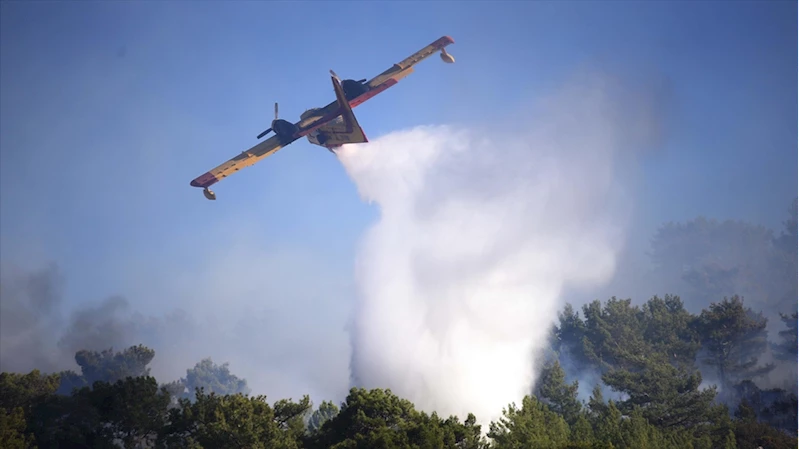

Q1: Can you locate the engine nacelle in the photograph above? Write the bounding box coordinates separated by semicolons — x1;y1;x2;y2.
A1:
203;188;216;200
341;79;370;100
272;119;299;143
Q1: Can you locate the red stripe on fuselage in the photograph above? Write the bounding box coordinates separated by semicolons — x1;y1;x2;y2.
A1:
351;79;398;108
296;78;398;138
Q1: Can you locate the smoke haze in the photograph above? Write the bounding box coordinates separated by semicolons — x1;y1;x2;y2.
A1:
0;250;354;405
338;72;660;426
0;263;65;373
2;67;793;427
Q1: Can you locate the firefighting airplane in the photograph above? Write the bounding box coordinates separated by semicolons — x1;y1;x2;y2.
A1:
189;36;456;200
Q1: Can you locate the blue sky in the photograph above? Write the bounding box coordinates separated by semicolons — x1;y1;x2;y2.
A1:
1;1;796;378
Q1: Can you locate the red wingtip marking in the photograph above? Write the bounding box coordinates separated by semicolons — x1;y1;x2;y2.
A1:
190;172;218;188
432;36;455;49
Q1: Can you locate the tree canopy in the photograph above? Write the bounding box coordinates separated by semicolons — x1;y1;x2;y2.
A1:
1;293;795;449
0;200;795;448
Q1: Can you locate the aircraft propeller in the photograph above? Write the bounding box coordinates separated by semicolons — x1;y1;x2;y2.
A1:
256;102;279;139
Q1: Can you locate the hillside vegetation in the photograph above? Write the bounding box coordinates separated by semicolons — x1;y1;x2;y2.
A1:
1;200;796;449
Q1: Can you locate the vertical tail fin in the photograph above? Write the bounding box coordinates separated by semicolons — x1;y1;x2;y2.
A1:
322;76;368;147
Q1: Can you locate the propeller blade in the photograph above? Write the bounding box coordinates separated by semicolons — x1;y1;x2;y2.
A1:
274;102;278;120
257;128;272;139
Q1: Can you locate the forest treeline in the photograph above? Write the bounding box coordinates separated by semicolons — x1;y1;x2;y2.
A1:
1;201;796;448
1;293;796;449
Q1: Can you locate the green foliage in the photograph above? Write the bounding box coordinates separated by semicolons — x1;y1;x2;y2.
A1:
536;360;582;425
54;370;87;396
162;390;310;449
89;376;171;447
77;344;154;383
56;344;155;395
0;407;33;449
488;395;570;448
0;370;61;449
306;387;487;449
164;358;251;401
0;370;61;414
555;296;720;434
617;408;668;449
1;332;796;449
733;401;796;449
2;200;798;447
733;380;797;435
581;298;649;372
554;303;592;373
589;398;623;447
29;376;170;448
551;290;796;442
569;414;594;443
307;387;422;448
602;352;718;430
639;295;700;366
307;400;339;434
694;296;775;398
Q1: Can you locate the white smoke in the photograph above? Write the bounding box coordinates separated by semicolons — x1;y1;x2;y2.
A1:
337;72;658;428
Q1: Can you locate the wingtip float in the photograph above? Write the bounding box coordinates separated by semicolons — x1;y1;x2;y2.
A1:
189;35;456;201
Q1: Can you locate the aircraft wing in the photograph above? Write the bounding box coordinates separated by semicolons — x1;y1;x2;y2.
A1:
318;76;369;147
293;35;455;131
189;134;285;190
188;35;455;197
353;35;455;107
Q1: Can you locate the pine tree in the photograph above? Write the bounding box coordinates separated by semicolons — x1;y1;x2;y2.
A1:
694;296;775;402
536;360;582;425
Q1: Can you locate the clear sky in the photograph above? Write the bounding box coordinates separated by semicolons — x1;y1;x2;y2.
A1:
1;1;796;395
